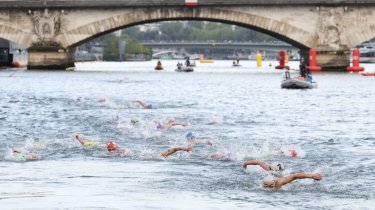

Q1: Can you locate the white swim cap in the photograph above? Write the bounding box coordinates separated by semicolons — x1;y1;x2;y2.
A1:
270;163;284;178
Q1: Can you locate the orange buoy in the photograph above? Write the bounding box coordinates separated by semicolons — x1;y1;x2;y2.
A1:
347;48;364;72
308;48;321;71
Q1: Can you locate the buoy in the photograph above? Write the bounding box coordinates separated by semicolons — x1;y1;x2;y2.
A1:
275;50;289;70
256;53;262;67
308;48;321;71
347;48;364;72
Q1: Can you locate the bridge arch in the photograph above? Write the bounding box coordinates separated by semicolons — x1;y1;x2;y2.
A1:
60;7;314;50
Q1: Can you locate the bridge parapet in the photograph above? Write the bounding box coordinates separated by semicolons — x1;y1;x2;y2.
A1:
0;0;374;8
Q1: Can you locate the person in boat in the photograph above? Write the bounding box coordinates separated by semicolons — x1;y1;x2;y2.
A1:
284;68;291;80
306;67;313;82
185;57;190;67
242;160;322;189
237;59;240;64
185;131;213;146
133;100;153;109
299;58;308;79
233;61;236;65
12;149;39;161
156;119;190;130
177;62;183;70
160;146;192;158
156;60;162;68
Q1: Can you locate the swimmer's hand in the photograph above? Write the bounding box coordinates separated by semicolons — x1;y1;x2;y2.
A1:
311;173;322;180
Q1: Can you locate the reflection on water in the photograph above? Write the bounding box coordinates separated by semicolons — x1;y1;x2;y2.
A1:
0;61;374;209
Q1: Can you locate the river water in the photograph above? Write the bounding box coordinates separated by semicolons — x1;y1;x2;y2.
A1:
1;60;374;209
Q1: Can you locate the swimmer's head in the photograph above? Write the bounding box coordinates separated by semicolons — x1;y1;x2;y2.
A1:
270;163;284;172
147;104;152;109
107;141;117;151
289;149;298;157
156;123;164;130
131;117;139;124
186;131;195;139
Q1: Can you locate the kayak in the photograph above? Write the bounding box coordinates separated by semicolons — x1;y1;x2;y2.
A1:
281;78;317;89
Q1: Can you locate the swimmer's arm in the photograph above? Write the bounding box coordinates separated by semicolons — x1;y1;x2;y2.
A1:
73;134;86;145
133;100;148;109
274;173;322;189
242;160;271;171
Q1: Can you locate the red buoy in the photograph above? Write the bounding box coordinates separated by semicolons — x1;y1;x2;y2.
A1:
275;50;289;70
347;48;364;72
308;48;321;71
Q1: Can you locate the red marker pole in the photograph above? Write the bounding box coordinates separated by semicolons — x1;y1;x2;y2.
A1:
347;48;364;72
308;48;321;71
275;50;289;70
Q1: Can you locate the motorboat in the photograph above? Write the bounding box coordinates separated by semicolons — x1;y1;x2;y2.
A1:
189;61;196;67
175;66;194;72
281;78;317;89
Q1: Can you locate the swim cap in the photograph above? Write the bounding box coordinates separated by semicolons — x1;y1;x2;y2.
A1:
107;141;117;151
270;163;284;172
84;141;94;146
289;149;298;157
14;153;26;161
156;123;164;130
186;131;195;139
147;104;152;109
131;117;139;124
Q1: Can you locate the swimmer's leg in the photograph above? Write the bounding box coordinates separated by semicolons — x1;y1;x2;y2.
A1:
274;173;322;189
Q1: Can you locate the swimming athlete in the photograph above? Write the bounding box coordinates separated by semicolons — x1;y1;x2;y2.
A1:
133;100;153;109
12;149;39;161
242;160;322;189
156;119;190;130
160;146;192;158
107;140;129;157
209;152;235;161
185;131;213;145
73;134;94;146
130;117;140;125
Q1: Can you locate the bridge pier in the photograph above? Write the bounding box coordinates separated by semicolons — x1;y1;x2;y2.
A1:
27;47;75;70
316;50;350;71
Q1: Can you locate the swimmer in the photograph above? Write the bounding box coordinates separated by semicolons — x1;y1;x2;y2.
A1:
209;152;235;161
12;149;39;161
242;160;322;189
130;117;140;125
107;140;129;157
186;131;213;145
73;134;95;146
156;119;190;130
160;146;192;158
133;100;153;109
76;96;85;103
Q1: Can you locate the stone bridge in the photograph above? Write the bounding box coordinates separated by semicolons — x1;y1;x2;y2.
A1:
0;0;374;70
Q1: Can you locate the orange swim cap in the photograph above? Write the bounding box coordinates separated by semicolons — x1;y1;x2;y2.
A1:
107;141;117;151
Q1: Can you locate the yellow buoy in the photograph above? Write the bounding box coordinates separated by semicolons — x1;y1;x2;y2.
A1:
256;53;262;67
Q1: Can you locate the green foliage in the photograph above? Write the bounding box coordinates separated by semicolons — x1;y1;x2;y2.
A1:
102;33;152;61
121;21;277;42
